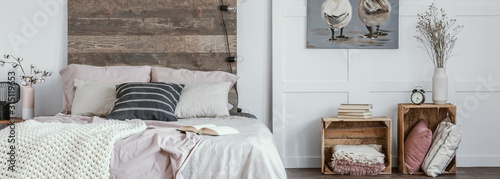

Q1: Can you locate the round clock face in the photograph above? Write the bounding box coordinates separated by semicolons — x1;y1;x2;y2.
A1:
411;92;424;104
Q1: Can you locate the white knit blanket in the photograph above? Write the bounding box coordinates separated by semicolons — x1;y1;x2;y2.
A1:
0;119;146;178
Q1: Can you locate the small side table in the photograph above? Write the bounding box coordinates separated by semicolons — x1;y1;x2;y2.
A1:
321;116;392;174
0;118;24;124
397;103;457;174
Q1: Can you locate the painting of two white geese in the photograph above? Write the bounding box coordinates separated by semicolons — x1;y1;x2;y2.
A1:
307;0;399;49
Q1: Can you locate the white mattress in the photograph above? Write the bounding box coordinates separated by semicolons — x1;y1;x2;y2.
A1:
178;116;287;179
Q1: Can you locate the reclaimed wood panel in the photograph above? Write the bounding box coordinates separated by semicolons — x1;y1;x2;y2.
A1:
68;35;236;54
325;121;386;128
324;128;386;139
68;0;237;19
68;18;236;36
68;0;237;74
68;53;235;72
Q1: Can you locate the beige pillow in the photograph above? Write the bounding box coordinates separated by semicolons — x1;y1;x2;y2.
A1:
151;67;239;88
175;82;231;118
71;79;117;117
60;64;151;114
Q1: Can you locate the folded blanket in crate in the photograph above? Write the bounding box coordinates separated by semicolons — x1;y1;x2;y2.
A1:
330;144;386;175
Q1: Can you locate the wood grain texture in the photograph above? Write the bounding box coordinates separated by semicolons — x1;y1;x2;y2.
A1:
68;0;236;18
68;0;237;74
0;118;23;124
324;128;386;139
68;35;236;54
322;117;392;175
68;53;235;72
397;103;458;175
69;18;236;36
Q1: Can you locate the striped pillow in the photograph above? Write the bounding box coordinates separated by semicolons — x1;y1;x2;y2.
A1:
421;117;462;177
106;82;184;121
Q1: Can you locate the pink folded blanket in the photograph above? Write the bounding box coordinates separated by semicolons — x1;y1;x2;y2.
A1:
329;145;386;175
330;159;386;175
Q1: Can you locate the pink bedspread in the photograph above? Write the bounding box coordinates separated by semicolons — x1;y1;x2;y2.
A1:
33;114;202;179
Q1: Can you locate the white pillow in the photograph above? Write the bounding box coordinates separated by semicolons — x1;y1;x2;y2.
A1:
71;79;117;117
175;82;231;118
421;117;462;177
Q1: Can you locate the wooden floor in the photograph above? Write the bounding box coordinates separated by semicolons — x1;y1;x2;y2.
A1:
286;168;500;178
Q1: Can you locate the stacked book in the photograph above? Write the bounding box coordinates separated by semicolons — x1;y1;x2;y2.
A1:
337;104;372;119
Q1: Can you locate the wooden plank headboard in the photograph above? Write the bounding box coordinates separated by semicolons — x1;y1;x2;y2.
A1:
68;0;237;74
68;0;239;112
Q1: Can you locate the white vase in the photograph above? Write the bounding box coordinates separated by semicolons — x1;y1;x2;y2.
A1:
22;85;34;120
432;68;448;105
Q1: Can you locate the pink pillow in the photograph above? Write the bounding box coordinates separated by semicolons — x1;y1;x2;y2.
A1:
59;64;151;114
404;120;432;174
151;67;239;88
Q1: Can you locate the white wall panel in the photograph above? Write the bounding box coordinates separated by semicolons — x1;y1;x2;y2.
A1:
452;16;500;81
454;92;500;166
283;92;347;167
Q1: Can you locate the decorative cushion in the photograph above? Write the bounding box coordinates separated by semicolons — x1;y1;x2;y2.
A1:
151;67;239;113
175;82;231;118
404;120;433;174
151;67;239;88
421;117;462;177
60;64;151;114
106;82;184;121
71;79;117;117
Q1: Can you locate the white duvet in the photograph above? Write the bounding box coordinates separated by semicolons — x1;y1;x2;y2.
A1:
178;116;287;179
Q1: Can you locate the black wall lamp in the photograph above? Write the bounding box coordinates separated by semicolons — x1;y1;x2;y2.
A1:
219;5;237;12
219;1;241;66
227;56;243;63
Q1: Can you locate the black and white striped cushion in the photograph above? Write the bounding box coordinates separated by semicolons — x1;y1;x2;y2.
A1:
106;82;184;121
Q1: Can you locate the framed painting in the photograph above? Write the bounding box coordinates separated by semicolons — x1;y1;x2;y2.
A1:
307;0;399;49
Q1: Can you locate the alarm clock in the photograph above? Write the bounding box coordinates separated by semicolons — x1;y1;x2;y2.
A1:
411;86;425;105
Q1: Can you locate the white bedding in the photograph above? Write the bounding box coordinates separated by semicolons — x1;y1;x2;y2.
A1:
178;116;287;179
17;115;286;179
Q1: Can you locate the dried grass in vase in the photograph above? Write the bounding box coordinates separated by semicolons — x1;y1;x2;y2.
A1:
415;4;463;68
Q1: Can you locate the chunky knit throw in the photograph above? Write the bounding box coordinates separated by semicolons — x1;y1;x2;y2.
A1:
0;119;146;178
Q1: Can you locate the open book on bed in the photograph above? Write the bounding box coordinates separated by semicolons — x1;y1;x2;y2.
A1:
178;124;239;136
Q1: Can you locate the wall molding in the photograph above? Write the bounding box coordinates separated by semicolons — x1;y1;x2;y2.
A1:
282;81;500;93
457;2;500;16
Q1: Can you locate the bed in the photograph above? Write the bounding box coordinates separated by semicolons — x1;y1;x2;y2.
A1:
0;65;286;179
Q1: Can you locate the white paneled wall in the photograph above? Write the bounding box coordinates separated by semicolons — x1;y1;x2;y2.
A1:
273;0;500;168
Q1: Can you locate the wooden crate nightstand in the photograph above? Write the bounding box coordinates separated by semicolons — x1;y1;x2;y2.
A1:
321;117;392;175
0;118;24;124
397;103;457;175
